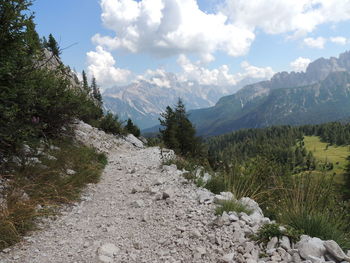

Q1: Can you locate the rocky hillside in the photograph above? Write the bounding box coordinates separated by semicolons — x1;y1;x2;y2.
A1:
1;122;349;263
103;72;264;129
189;51;350;136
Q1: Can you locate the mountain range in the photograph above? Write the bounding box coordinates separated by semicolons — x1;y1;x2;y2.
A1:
102;73;264;129
188;51;350;136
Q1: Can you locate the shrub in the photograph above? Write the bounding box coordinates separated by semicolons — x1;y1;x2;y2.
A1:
215;199;253;216
205;175;227;194
98;112;124;135
253;223;302;245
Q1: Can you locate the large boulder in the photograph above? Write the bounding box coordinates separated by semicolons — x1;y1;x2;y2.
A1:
124;134;144;148
324;240;350;262
295;235;326;260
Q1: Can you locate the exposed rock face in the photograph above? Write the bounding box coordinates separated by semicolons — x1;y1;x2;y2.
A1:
103;72;264;129
189;51;350;136
0;121;348;263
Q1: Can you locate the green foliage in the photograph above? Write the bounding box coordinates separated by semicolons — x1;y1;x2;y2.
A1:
205;124;350;250
301;122;350;146
215;199;253;216
344;156;350;199
45;33;60;57
205;176;227;194
125;118;140;137
91;77;102;105
147;137;163;147
0;139;107;249
98;112;124;135
284;212;350;249
82;70;90;94
0;0;104;169
159;99;204;158
253;223;302;245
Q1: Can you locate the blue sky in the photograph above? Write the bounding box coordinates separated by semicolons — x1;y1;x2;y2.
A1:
32;0;350;90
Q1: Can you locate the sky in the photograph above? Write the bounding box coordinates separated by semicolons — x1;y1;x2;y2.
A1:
32;0;350;91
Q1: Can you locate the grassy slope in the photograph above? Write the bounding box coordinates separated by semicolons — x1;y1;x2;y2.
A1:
303;136;349;181
0;138;107;249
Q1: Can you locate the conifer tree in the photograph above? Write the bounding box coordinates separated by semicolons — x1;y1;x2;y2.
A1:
91;77;102;105
82;70;90;94
47;33;60;57
125;118;140;137
159;99;202;157
159;106;179;152
174;99;197;156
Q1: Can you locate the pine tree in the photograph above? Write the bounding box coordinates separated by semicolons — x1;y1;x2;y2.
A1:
0;0;42;157
42;36;48;48
159;98;202;157
82;70;90;94
174;99;197;156
125;118;140;137
91;77;102;105
159;106;179;152
47;33;60;57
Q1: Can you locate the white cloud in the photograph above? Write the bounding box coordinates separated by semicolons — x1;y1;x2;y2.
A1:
86;46;132;89
93;0;255;59
237;61;275;81
137;69;172;88
303;37;326;49
222;0;350;36
330;36;348;45
176;55;274;86
290;57;311;72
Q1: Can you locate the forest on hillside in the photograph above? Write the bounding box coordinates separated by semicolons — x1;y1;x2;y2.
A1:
201;122;350;249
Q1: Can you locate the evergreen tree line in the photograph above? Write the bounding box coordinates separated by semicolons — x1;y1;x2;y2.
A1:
300;122;350;146
205;123;350;200
209;126;320;175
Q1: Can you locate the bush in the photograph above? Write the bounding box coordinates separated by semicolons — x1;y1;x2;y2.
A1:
215;199;253;216
205;175;227;194
253;223;302;245
98;112;124;135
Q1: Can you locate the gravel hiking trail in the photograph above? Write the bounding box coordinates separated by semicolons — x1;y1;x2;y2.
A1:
0;139;223;263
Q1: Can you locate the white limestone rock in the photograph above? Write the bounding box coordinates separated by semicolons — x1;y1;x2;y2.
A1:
97;243;119;262
324;240;350;262
220;252;235;263
124;134;144;148
296;235;326;261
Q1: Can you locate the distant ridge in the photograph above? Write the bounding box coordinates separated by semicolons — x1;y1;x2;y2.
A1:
187;51;350;136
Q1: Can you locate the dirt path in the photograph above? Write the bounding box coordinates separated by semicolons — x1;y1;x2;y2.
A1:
0;139;226;263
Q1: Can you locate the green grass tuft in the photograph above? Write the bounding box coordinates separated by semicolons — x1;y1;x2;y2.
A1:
215;199;253;216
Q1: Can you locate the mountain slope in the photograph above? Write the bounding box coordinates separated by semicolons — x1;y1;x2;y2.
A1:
103;72;264;129
189;51;350;136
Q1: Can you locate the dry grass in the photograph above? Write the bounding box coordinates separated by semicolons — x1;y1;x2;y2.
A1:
0;139;107;249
